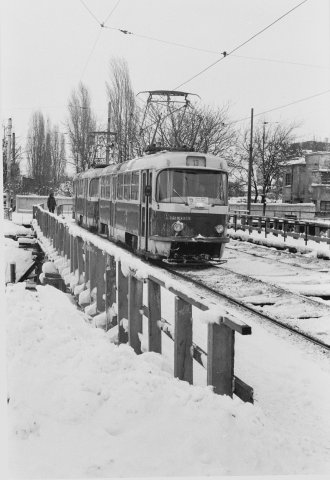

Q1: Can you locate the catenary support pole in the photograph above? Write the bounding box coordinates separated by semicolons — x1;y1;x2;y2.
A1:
247;107;254;214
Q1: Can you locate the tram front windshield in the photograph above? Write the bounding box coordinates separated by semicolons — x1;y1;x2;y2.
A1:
157;169;227;205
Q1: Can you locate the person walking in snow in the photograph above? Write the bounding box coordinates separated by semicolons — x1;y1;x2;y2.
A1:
47;192;57;213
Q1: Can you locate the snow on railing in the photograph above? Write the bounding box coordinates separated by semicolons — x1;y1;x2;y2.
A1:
33;205;254;404
228;212;330;247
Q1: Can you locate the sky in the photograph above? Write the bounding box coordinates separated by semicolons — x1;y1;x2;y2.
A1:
1;0;330;162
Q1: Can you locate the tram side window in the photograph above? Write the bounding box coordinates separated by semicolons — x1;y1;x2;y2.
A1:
131;172;139;200
112;176;116;200
106;176;111;198
79;180;85;196
117;174;124;200
142;172;147;202
100;177;105;198
123;173;131;200
89;178;99;197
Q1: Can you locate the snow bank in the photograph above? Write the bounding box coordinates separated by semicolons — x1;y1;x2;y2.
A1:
3;219;32;237
3;237;34;284
228;228;330;259
42;262;59;275
5;283;330;477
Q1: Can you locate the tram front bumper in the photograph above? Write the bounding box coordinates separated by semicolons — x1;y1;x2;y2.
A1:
149;235;230;243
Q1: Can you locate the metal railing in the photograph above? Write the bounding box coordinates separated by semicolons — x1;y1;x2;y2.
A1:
228;213;330;246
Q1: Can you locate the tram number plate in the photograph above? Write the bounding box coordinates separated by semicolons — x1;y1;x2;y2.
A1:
187;197;208;206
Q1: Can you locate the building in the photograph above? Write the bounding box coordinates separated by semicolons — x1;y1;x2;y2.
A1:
282;152;330;213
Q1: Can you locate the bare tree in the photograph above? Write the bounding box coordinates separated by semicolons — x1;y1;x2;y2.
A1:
2;129;22;203
181;104;236;157
50;126;66;188
26;112;48;193
106;58;140;162
26;113;67;194
67;82;96;172
140;101;236;158
234;122;298;202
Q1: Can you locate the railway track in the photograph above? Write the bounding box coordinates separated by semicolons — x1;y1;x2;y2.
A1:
226;241;330;273
164;263;330;351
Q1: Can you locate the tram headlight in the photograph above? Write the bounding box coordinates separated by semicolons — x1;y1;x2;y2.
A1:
172;221;184;233
215;224;224;234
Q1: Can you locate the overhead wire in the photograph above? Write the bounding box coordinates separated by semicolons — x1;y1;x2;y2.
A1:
102;0;121;26
77;0;326;136
173;0;309;90
79;0;101;25
230;89;330;125
102;20;328;70
81;29;103;78
102;24;222;54
79;0;121;79
231;54;329;70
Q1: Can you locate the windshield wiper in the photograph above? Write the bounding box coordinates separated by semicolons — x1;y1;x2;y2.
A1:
173;189;188;205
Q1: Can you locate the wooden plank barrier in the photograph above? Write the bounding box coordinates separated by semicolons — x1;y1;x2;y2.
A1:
128;276;143;354
174;297;193;384
96;249;105;312
34;206;254;404
117;262;129;344
105;254;117;329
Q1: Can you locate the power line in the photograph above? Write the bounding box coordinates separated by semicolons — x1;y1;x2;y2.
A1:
102;24;223;54
79;0;121;79
81;28;103;79
101;22;327;70
230;89;330;125
173;0;309;90
79;0;101;25
231;54;329;70
102;0;121;26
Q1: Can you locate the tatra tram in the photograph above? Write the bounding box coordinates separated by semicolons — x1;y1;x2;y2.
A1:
72;91;229;265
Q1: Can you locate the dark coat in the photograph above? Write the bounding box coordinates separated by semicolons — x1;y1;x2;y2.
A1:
47;195;57;211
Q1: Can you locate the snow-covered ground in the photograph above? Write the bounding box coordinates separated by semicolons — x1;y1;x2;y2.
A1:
3;220;35;283
5;282;330;477
2;219;330;477
11;212;33;226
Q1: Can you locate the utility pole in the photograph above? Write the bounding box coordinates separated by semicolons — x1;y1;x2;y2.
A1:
247;108;254;214
89;102;116;166
262;122;267;215
6;118;12;209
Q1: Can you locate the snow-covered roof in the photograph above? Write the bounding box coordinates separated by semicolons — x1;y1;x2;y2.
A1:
286;157;306;166
305;151;330;156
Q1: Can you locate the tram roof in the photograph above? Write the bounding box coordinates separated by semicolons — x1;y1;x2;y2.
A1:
73;150;228;180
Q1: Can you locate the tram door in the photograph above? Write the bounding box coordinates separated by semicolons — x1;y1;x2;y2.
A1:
141;170;152;252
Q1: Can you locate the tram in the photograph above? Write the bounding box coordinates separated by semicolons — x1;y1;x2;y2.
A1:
73;149;229;264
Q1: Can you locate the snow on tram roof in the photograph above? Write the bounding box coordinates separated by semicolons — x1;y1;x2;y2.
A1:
74;150;227;180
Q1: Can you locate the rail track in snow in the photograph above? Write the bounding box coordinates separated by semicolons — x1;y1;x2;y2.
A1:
164;261;330;351
226;241;330;274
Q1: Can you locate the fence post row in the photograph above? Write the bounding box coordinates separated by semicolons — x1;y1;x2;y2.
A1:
228;211;330;249
148;279;162;354
174;297;193;384
128;276;143;355
105;254;117;329
35;206;253;403
96;249;105;313
117;262;129;344
207;321;234;396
